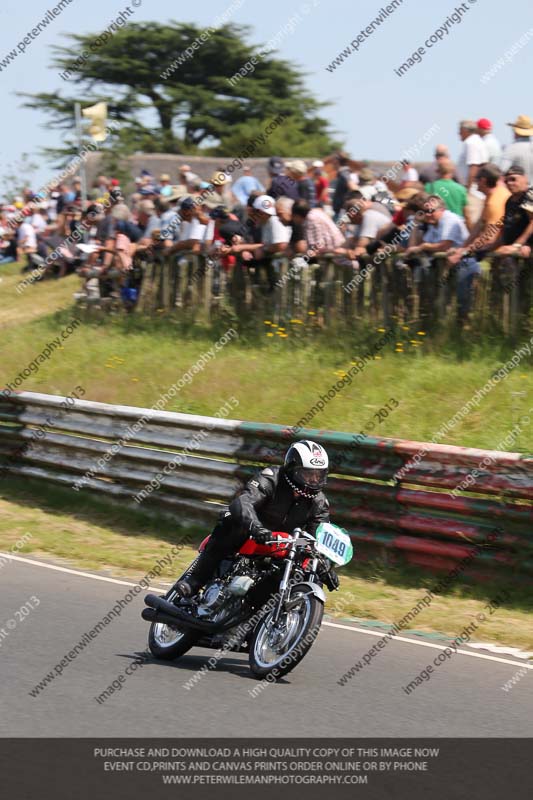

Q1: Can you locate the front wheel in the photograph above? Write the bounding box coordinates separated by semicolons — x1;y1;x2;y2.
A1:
148;621;198;660
249;586;323;680
147;561;201;660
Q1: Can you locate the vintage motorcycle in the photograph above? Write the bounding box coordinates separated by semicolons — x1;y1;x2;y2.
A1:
142;522;353;679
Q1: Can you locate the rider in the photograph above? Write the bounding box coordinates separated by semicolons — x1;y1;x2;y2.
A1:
176;440;339;597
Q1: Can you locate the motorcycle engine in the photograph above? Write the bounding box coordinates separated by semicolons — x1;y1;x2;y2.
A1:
196;580;227;618
196;569;256;622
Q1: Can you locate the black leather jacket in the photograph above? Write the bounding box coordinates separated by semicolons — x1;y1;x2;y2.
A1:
228;466;330;537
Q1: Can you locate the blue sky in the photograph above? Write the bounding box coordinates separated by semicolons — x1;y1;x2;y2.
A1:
1;0;532;187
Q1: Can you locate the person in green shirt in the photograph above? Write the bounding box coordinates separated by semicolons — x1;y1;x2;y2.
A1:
425;159;470;224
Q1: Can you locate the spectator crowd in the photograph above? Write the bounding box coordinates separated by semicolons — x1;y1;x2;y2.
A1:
2;113;533;323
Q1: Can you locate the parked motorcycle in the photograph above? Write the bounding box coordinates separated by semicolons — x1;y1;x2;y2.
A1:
142;522;353;679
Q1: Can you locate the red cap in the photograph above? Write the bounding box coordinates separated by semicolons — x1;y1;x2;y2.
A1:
477;118;492;131
110;178;120;186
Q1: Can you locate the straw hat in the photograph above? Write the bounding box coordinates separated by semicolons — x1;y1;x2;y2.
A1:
507;114;533;136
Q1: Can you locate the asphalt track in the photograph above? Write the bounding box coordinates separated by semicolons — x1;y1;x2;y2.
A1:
1;555;532;737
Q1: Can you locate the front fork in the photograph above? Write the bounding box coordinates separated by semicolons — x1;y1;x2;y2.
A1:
271;531;319;624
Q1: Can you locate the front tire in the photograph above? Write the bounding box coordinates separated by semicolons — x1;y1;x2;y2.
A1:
249;586;323;680
148;621;199;660
147;561;201;660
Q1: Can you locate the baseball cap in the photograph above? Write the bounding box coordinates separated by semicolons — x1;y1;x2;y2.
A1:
180;197;196;211
477;118;492;131
312;160;324;168
209;205;230;220
252;195;276;215
504;164;526;177
268;156;284;175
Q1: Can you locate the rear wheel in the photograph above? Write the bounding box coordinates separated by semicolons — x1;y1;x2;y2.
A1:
249;585;323;680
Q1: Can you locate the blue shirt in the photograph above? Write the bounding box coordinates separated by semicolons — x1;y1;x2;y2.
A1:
232;175;265;205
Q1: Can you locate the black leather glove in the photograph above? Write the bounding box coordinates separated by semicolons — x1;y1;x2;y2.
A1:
253;527;272;545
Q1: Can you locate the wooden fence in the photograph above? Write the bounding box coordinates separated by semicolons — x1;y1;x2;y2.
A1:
1;392;532;581
131;250;533;334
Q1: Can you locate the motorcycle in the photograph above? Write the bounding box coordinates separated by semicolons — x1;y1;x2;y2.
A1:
142;522;353;679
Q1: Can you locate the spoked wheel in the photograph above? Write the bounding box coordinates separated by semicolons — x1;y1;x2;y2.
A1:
148;619;199;660
147;571;200;660
249;586;324;680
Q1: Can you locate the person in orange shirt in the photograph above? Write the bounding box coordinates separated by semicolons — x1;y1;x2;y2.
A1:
447;163;510;263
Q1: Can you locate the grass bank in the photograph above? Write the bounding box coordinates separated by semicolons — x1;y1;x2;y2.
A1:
0;276;532;450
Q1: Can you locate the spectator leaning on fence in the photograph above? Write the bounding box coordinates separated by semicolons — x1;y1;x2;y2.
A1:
406;195;478;323
335;191;392;260
500;115;533;185
169;197;212;254
226;195;290;259
276;197;306;256
448;164;510;265
292;200;344;256
491;166;533;258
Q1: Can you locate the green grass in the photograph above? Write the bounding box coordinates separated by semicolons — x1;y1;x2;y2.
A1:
1;298;532;450
1;477;532;650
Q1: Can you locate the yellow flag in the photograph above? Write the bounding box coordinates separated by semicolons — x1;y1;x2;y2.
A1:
82;101;108;142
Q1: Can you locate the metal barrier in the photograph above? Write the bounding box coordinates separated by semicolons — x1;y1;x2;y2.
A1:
1;392;532;580
135;248;533;331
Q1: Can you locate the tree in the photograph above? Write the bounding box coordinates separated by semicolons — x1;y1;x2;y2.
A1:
19;21;339;163
0;153;39;200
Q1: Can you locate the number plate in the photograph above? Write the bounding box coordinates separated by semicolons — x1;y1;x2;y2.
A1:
315;523;354;566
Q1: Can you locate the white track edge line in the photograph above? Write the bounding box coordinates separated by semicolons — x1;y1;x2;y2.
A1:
3;553;532;671
0;552;167;592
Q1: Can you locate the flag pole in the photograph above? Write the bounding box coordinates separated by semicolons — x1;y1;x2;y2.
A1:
74;102;88;206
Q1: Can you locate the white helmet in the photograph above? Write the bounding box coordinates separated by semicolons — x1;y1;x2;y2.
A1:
283;440;329;496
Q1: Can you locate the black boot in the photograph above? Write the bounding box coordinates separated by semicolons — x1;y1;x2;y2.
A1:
174;546;221;598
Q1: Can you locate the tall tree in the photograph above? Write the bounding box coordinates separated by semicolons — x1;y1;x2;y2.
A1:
19;21;339;164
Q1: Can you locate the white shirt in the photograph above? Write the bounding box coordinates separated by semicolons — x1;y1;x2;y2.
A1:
482;133;502;164
500;139;533;184
457;134;488;184
359;209;391;240
401;166;419;182
17;222;37;249
30;214;47;233
261;215;291;246
177;218;207;242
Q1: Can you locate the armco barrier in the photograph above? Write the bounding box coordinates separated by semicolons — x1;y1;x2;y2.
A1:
1;392;532;580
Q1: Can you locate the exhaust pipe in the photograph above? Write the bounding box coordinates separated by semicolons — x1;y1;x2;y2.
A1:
141;607;191;628
143;594;244;633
